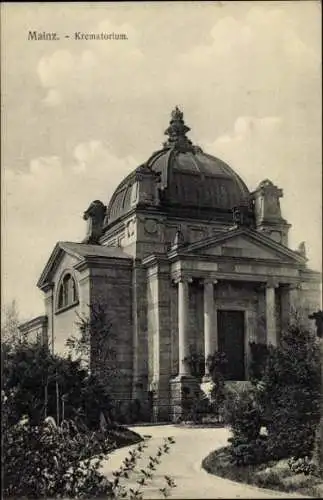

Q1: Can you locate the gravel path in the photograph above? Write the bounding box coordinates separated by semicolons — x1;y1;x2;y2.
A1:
100;425;310;499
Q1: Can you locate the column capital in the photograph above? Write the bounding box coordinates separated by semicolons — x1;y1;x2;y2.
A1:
203;278;218;286
266;278;279;289
172;274;193;285
287;281;302;291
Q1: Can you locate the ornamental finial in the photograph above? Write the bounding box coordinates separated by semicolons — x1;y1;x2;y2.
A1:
171;106;184;121
163;106;194;152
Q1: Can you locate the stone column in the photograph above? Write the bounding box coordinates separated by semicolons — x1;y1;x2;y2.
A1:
170;275;199;422
203;279;217;381
178;277;190;376
266;281;278;346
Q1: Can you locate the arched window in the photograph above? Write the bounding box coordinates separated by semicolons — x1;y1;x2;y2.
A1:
57;273;78;311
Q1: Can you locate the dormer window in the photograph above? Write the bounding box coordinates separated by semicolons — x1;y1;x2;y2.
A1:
56;273;78;312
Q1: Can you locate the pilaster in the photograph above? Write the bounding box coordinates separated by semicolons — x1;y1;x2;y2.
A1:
266;279;279;346
203;279;218;381
146;260;172;421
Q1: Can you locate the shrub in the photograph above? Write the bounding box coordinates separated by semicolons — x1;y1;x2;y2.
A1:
1;341;114;429
3;405;176;500
182;393;211;424
288;456;319;477
260;324;320;460
223;384;268;465
2;414;115;498
207;351;227;416
222;383;261;437
184;345;205;379
228;436;268;466
181;350;227;424
248;342;269;383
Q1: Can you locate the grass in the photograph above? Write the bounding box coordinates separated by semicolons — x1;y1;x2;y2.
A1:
106;424;143;448
202;446;323;498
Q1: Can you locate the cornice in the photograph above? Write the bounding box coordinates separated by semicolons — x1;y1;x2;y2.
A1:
39;282;54;293
170;270;303;286
166;250;304;269
37;243;65;289
74;255;133;272
168;227;306;265
299;269;322;283
142;253;170;268
101;203;238;239
19;315;48;333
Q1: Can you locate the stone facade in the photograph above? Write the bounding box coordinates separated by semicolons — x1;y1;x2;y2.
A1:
19;315;48;346
25;107;321;422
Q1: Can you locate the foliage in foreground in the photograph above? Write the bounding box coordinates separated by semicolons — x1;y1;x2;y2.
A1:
181;349;227;424
1;340;114;429
224;323;321;467
2;402;176;499
202;446;322;498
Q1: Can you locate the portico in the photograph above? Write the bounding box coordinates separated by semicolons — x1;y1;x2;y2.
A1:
140;221;321;420
171;274;278;380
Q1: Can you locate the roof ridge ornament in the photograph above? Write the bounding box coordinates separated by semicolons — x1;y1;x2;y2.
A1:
82;199;106;245
163;106;196;153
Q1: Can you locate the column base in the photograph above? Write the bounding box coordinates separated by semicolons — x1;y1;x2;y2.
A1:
170;375;200;423
149;377;171;423
201;373;212;383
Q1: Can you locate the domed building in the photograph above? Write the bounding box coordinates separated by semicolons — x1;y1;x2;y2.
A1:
26;107;321;421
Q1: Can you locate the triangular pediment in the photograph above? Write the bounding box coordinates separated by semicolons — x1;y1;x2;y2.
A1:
37;241;132;290
179;228;306;264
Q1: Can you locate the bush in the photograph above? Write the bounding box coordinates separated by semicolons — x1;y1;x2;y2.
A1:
288;456;319;477
223;384;268;465
248;342;269;383
260;324;320;460
180;350;227;424
223;383;261;438
3;401;175;500
1;341;114;429
2;414;115;498
228;436;268;466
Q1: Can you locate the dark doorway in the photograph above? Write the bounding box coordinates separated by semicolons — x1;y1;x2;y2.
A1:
217;310;245;380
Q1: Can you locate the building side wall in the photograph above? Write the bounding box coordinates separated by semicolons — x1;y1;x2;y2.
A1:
147;263;172;421
51;254;90;356
89;262;133;402
19;317;48;346
132;263;149;401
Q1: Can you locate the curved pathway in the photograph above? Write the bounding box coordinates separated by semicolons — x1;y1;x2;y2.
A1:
101;425;309;499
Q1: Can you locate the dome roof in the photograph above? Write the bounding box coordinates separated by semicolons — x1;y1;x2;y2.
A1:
106;107;250;226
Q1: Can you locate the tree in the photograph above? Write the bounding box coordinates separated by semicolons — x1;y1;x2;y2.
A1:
1;300;23;345
65;303;119;391
308;310;323;477
2;339;113;429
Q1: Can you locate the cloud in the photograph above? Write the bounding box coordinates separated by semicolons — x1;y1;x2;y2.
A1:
203;115;322;271
167;5;320;133
32;4;321;157
3;144;138;318
37;20;145;106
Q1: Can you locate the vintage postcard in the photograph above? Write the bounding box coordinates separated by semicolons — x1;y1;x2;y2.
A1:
2;1;322;499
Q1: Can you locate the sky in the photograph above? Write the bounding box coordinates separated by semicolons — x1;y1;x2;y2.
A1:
2;1;322;321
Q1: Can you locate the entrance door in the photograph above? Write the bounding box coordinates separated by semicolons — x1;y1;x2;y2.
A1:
217;310;245;380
